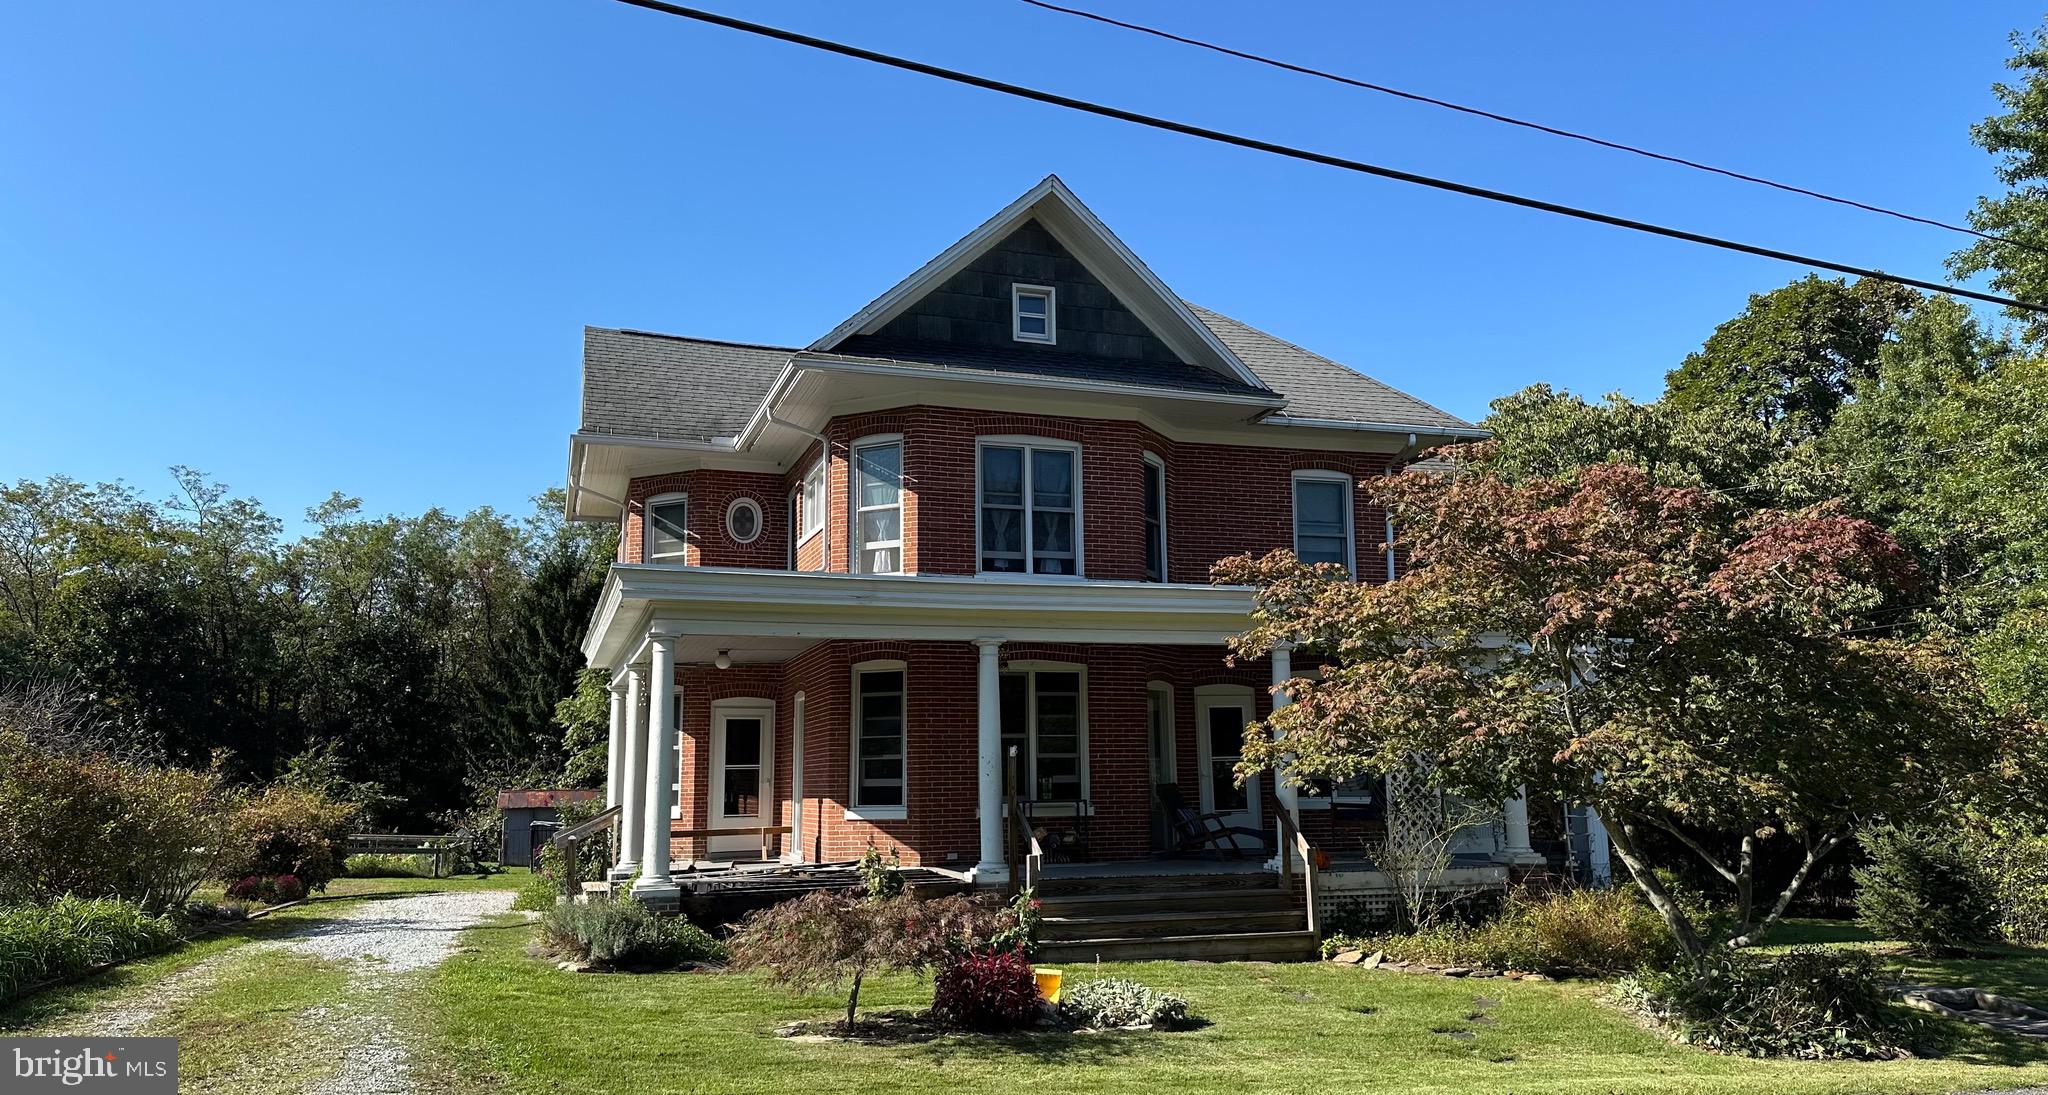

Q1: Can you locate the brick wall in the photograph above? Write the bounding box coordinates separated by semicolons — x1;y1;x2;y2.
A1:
659;639;1319;868
626;404;1403;581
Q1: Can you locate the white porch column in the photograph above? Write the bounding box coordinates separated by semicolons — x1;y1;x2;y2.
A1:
786;692;807;865
610;667;647;880
973;638;1008;883
1499;786;1544;866
1585;775;1613;887
605;679;627;810
1267;643;1299;870
632;634;680;899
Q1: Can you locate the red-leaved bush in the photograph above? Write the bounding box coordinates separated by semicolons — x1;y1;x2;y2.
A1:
931;948;1040;1031
225;873;307;905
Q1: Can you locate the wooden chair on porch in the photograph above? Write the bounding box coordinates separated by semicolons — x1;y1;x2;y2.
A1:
1155;784;1267;859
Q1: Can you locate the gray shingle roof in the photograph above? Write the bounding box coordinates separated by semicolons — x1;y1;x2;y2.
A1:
1184;303;1474;431
580;327;789;443
580;306;1473;444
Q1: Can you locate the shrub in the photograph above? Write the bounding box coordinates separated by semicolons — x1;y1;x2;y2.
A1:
221;785;360;893
1853;823;1999;952
512;870;562;912
730;890;1006;1026
988;887;1043;959
858;844;904;900
224;874;308;905
1614;947;1916;1059
931;948;1039;1030
1977;829;2048;946
0;896;181;1001
1325;887;1675;974
538;897;725;970
343;853;436;878
0;731;240;912
1058;977;1191;1030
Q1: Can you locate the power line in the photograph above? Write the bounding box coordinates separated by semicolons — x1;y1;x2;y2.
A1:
1018;0;2048;259
604;0;2048;318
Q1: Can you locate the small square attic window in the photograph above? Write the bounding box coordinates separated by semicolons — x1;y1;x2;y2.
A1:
1012;283;1055;344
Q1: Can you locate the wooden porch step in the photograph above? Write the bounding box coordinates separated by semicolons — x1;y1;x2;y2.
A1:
1035;888;1298;917
1036;930;1319;964
1034;870;1277;897
1040;908;1305;941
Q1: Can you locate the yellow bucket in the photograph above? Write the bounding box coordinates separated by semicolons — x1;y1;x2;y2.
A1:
1034;968;1063;1004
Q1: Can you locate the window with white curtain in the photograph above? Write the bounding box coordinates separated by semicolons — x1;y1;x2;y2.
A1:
978;441;1080;575
852;441;903;574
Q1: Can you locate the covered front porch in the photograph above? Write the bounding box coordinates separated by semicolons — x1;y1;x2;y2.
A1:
582;565;1593;907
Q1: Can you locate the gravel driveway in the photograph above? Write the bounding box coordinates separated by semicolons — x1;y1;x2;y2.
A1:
40;888;518;1094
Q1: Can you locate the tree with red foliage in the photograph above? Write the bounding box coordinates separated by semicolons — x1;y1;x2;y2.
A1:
1219;459;2024;965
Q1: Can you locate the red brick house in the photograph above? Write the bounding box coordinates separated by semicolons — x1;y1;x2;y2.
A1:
569;177;1567;913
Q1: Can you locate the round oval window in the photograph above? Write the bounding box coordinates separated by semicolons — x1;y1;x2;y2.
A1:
726;498;762;544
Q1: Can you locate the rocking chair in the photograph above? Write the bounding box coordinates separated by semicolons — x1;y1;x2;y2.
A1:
1155;783;1268;858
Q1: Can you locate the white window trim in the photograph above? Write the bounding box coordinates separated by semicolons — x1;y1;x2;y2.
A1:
1145;680;1177;788
798;457;827;542
708;697;775;838
1011;282;1056;345
724;496;763;545
975;435;1085;579
1291;470;1355;575
644;492;688;565
1001;659;1089;808
847;658;908;820
669;685;684;817
1192;683;1260;826
1141;451;1168;583
850;435;905;575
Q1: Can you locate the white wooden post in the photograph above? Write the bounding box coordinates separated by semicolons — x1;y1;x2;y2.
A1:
1268;643;1299;870
973;638;1007;883
632;634;680;900
605;679;627;810
786;692;807;865
610;667;646;880
1500;787;1544;865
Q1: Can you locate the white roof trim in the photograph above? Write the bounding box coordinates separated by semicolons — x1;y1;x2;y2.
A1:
807;175;1268;392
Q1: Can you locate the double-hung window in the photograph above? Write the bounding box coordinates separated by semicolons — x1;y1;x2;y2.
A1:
852;665;905;810
1291;471;1353;572
644;494;687;564
798;459;826;542
1141;454;1166;582
852;440;903;574
979;440;1080;575
999;667;1086;803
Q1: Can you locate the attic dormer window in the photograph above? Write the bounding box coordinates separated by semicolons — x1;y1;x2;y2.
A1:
1012;284;1055;344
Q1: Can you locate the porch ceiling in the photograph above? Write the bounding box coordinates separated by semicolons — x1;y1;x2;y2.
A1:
582;564;1257;669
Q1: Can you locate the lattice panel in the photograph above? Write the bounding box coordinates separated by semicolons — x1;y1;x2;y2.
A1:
1383;757;1443;859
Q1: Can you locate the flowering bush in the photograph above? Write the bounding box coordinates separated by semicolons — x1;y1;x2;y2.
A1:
220;785;359;892
931;948;1039;1031
224;873;307;905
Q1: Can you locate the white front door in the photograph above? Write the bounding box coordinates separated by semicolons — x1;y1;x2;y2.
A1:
1194;686;1261;838
710;702;774;859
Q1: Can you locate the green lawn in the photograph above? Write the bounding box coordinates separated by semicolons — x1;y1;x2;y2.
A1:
425;913;2048;1095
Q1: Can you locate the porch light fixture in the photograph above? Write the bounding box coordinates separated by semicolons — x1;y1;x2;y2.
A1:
714;650;733;670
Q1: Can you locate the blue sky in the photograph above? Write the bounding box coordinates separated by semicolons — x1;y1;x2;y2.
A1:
1;1;2036;533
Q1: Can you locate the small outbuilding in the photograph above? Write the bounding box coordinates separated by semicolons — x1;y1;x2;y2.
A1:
497;788;603;867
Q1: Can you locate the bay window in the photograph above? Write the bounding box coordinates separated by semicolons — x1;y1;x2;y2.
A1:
852;439;903;574
978;440;1080;575
644;494;687;564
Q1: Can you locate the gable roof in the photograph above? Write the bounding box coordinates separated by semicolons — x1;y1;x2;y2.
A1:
810;175;1269;391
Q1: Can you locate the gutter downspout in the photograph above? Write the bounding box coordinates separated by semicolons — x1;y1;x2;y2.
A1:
762;394;835;574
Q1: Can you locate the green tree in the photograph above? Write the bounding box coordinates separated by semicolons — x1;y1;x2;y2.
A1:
556;668;611;790
1663;275;1918;438
1951;23;2048;345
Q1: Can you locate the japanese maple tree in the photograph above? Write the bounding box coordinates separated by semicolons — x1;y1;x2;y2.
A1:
1219;458;2019;964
